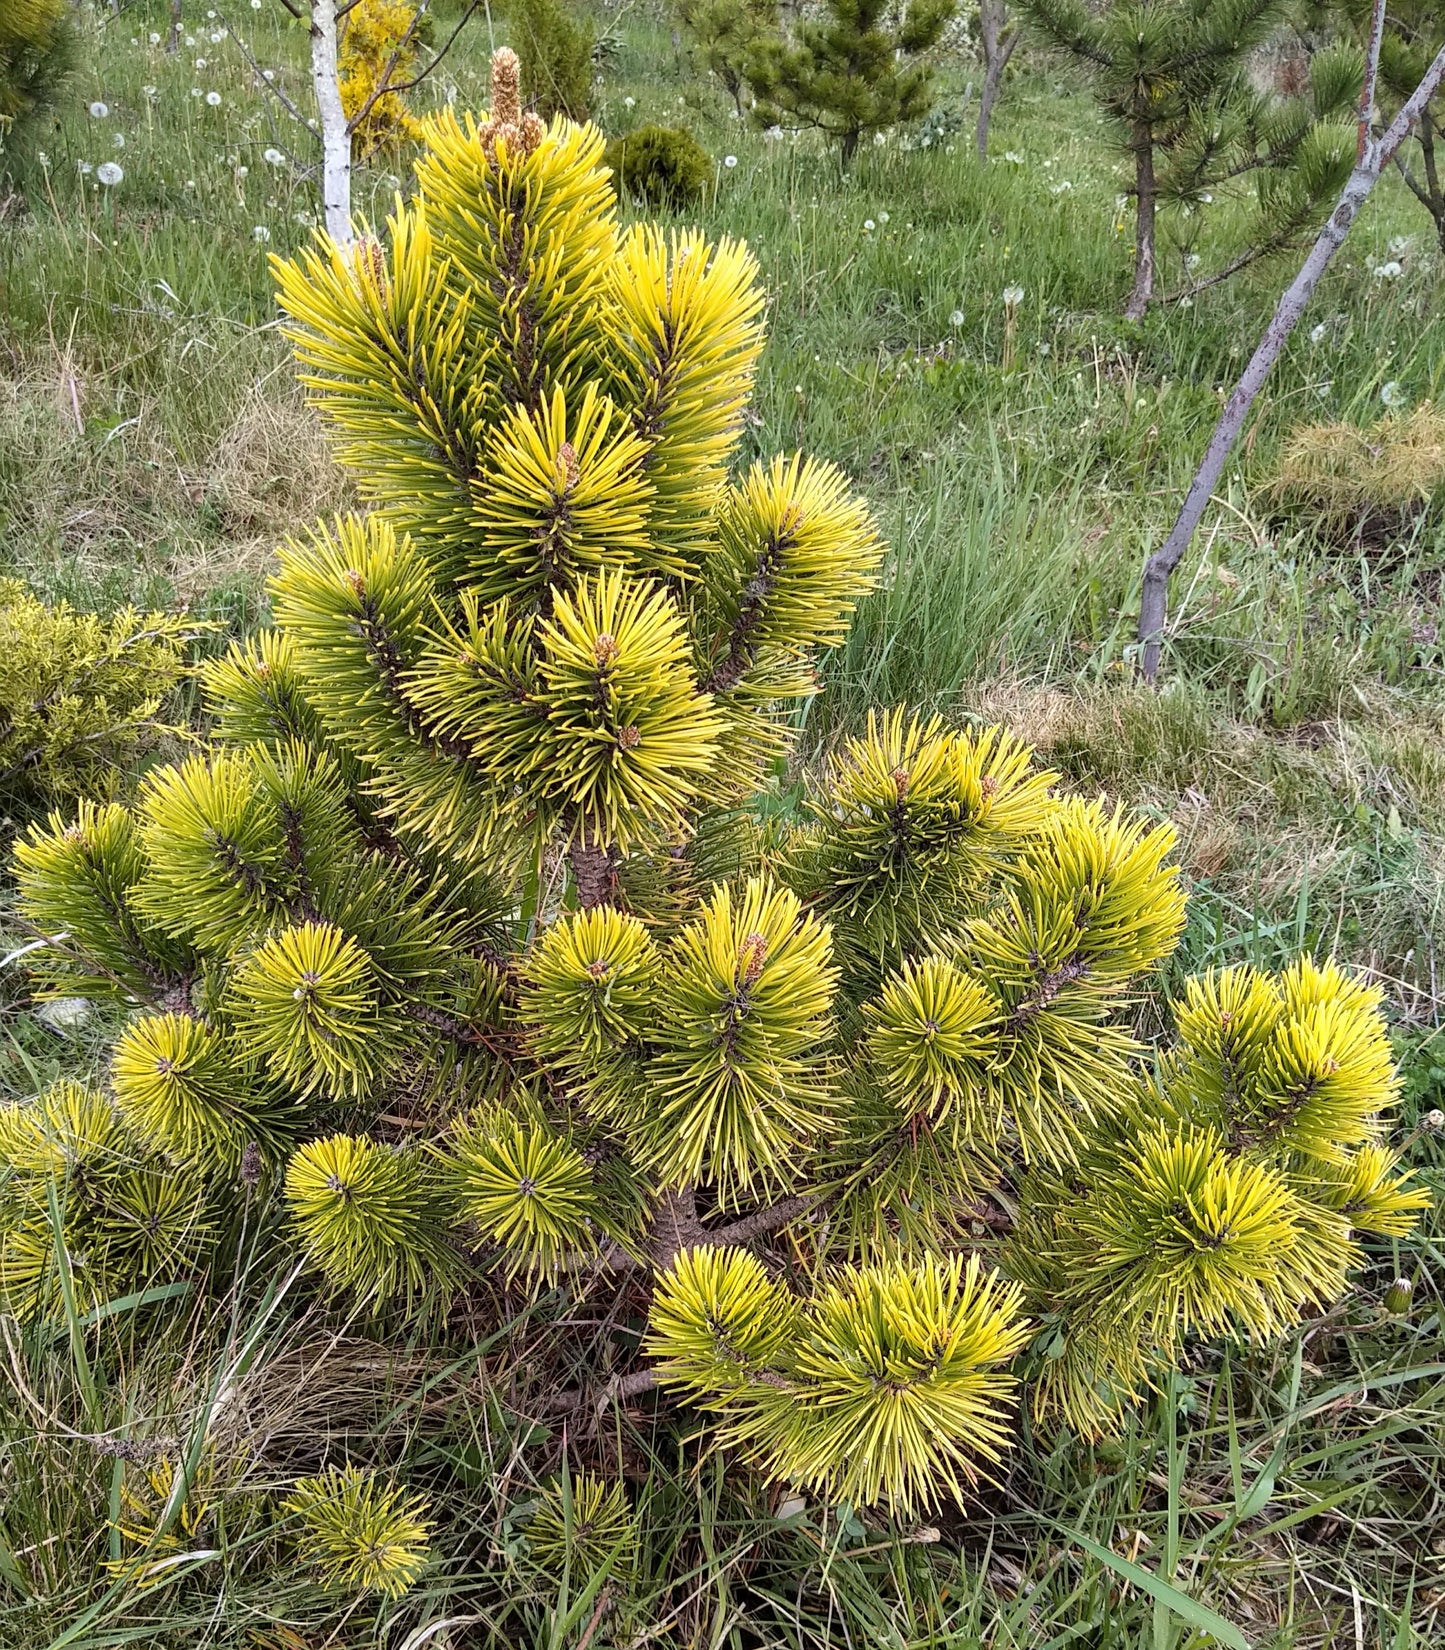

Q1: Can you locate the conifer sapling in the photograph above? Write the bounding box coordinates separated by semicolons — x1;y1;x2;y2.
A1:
3;50;1428;1522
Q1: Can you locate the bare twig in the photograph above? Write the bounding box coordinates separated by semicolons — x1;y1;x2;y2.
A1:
1357;0;1388;163
706;1194;815;1247
380;1;483;100
218;10;315;132
345;3;430;136
1137;32;1445;683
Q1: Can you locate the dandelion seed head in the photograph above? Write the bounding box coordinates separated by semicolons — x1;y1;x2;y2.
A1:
207;90;223;106
264;147;284;166
253;225;271;243
949;309;964;327
1380;380;1406;407
723;154;737;167
89;101;109;119
97;161;124;187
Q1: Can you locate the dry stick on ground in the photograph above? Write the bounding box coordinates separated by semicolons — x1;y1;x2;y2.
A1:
1136;5;1445;684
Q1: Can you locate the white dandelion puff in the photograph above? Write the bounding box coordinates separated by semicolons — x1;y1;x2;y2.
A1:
723;154;737;168
264;147;284;165
207;91;222;106
949;309;964;327
97;161;124;187
253;225;271;243
89;101;109;119
1380;381;1406;407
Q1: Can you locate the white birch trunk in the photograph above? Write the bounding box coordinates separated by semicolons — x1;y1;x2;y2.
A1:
310;0;353;248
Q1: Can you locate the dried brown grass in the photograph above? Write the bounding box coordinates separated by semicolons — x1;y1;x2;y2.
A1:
1267;405;1445;541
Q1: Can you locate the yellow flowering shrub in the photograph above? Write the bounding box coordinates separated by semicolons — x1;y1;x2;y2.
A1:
339;0;423;161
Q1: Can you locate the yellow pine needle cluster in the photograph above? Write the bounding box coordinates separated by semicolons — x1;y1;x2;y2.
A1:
284;1464;433;1598
648;1249;1029;1515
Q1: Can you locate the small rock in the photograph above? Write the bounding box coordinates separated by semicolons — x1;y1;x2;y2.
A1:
34;997;93;1036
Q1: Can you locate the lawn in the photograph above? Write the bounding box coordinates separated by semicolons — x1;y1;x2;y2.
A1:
0;3;1442;1645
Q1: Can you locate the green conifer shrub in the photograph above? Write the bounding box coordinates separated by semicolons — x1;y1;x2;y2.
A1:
3;51;1428;1522
605;123;712;209
510;0;595;122
1016;0;1361;315
0;581;194;818
745;0;958;165
675;0;779;120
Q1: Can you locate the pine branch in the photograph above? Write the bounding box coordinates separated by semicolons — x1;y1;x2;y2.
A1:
706;1193;816;1247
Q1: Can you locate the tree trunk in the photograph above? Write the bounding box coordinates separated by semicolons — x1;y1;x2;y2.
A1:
1137;38;1445;681
840;125;860;168
167;0;183;54
1422;112;1445;254
975;1;1019;164
1125;123;1156;320
569;833;619;909
310;0;353;248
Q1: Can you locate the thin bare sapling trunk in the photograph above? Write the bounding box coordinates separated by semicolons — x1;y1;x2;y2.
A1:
1125;121;1157;320
168;0;184;54
311;0;353;247
1137;7;1445;682
976;0;1020;163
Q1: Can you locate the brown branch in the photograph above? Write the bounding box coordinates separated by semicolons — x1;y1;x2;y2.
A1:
1358;0;1387;164
344;3;430;136
540;1365;659;1417
375;2;482;99
707;1194;816;1247
569;832;620;911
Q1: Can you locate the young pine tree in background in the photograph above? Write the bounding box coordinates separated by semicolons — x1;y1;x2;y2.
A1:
1342;0;1445;250
1017;0;1361;314
746;0;959;165
3;50;1427;1521
676;0;779;120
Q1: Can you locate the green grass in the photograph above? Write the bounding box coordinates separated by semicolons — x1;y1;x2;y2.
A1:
0;3;1443;1644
